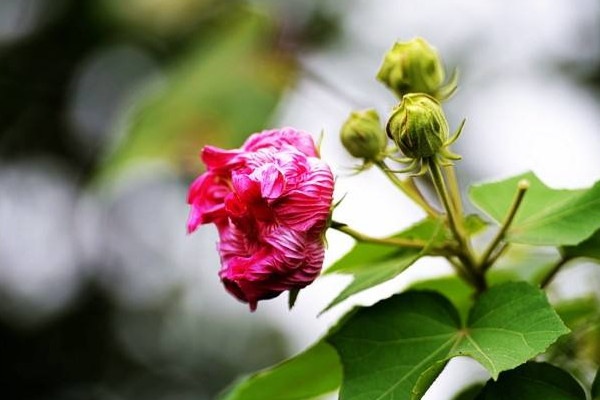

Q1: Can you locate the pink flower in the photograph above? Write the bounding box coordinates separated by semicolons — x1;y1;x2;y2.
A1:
187;128;334;310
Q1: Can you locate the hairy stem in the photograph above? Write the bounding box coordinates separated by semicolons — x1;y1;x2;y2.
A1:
376;160;439;218
428;159;466;251
444;165;463;216
427;158;485;292
330;221;457;256
331;222;427;249
479;180;530;271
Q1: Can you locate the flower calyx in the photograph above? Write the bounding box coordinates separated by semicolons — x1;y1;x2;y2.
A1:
386;93;465;175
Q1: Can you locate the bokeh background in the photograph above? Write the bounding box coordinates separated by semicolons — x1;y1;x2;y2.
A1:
1;0;599;399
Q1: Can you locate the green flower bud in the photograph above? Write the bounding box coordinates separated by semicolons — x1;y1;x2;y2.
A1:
377;38;445;98
386;94;449;159
340;109;387;160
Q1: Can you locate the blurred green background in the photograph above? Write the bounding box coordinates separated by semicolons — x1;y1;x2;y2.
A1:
0;0;599;399
0;0;340;398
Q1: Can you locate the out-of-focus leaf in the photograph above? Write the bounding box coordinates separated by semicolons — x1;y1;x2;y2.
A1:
469;172;600;246
327;283;568;400
474;362;586;400
546;297;600;383
98;9;295;179
563;229;600;263
220;341;341;400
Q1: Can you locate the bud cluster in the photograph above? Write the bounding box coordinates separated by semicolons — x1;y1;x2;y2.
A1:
340;37;464;174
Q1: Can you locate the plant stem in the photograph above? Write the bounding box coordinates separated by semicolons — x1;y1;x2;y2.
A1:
446;256;477;286
444;165;463;216
540;256;572;288
376;160;439;218
428;159;467;252
427;158;485;292
331;222;427;249
479;180;530;271
486;242;509;268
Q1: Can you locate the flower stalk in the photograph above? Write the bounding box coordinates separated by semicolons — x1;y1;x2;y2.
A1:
427;157;485;292
376;160;439;218
479;180;530;271
540;255;572;288
330;221;427;249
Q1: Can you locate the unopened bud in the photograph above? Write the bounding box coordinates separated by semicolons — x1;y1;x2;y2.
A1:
377;38;446;99
386;94;449;159
340;109;387;160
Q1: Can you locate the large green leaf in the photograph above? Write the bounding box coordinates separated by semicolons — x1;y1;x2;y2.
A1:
563;228;600;263
322;218;443;312
220;341;341;400
327;282;568;400
474;362;586;400
469;172;600;246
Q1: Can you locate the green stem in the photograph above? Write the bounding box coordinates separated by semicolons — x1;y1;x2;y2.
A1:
446;256;477;286
376;161;439;218
330;221;456;256
444;165;463;216
427;158;485;292
428;159;466;251
540;256;572;288
479;180;530;271
331;222;427;249
486;242;509;268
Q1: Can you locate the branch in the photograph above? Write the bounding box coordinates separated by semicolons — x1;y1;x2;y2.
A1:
540;256;572;288
479;180;529;271
330;221;427;249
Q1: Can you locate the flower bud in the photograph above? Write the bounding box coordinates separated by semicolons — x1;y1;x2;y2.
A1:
377;38;445;98
340;109;387;160
386;94;449;159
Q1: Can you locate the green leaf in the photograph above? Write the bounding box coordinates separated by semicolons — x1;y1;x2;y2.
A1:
563;228;600;263
327;282;568;400
469;172;600;246
322;218;443;312
546;297;600;384
474;362;586;400
554;296;600;330
412;361;448;400
220;341;341;400
463;214;489;237
98;10;294;180
453;283;568;378
592;367;600;399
